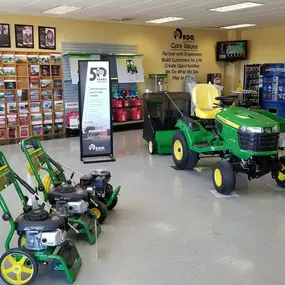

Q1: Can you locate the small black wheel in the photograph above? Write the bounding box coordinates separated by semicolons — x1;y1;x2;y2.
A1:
274;164;285;188
148;140;157;155
0;248;38;285
213;160;236;195
89;199;108;224
18;235;27;247
172;131;199;170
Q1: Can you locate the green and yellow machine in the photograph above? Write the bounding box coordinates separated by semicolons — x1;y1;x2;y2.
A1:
143;92;190;155
20;136;101;245
172;84;285;195
0;151;82;285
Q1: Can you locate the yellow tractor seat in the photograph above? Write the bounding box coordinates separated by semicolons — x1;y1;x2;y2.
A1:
192;84;221;119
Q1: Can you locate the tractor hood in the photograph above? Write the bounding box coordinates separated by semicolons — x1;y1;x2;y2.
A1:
217;107;279;129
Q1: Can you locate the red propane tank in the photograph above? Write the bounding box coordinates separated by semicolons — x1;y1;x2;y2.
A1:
115;109;127;122
112;99;122;108
122;99;130;107
132;98;143;107
130;108;143;121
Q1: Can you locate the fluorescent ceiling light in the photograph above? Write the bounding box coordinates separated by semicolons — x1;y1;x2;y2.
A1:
42;5;82;15
146;17;184;24
220;24;256;29
210;2;264;12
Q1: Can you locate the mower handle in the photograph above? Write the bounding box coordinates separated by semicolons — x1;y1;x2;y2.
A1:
14;173;37;195
20;136;41;152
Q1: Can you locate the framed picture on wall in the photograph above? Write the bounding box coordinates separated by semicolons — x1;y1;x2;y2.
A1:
38;26;56;50
15;24;34;48
0;24;11;48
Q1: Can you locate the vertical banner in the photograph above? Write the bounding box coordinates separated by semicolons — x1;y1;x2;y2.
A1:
116;55;144;83
78;60;115;163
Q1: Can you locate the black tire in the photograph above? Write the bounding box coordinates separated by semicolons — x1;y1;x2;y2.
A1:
107;196;118;211
0;248;38;285
148;140;157;155
212;160;236;195
172;131;199;170
89;199;108;224
274;166;285;188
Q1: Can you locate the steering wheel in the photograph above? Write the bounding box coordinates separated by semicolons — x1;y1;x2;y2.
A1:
215;95;238;107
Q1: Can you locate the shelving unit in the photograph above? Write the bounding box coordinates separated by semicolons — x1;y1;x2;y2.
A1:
0;51;64;142
111;80;143;126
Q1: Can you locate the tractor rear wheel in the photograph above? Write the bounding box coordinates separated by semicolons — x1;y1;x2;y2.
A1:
213;160;236;195
172;131;199;170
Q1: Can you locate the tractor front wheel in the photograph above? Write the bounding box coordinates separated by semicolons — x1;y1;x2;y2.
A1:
172;131;199;170
274;164;285;188
213;160;236;195
148;140;157;155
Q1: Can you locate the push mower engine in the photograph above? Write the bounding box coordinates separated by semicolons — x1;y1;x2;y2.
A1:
47;184;89;216
79;170;112;199
16;208;66;251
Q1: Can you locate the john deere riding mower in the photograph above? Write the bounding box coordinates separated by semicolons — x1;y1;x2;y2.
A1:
143;92;190;155
172;83;285;195
21;136;121;225
21;137;101;245
0;151;82;285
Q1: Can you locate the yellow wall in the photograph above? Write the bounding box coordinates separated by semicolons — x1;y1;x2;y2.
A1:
0;14;227;92
242;27;285;64
240;26;285;83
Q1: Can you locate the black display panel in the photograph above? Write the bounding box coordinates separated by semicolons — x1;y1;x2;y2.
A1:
216;40;248;62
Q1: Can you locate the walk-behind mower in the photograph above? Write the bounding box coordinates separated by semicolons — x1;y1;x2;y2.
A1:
0;151;82;285
143;92;190;155
171;83;285;195
20;137;102;245
21;136;121;225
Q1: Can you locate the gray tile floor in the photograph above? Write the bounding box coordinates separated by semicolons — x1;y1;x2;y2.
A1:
1;130;285;285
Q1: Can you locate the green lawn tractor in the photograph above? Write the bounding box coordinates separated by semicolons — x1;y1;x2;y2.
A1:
21;136;121;225
20;137;102;245
143;92;190;155
172;83;285;195
0;151;82;285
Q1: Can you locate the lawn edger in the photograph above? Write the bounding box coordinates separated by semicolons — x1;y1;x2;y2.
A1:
20;137;101;245
143;92;191;155
0;151;82;285
21;136;121;225
171;83;285;195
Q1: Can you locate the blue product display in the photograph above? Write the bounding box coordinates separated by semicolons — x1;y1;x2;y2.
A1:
261;63;285;118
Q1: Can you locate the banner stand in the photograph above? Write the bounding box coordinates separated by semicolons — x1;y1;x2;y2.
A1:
78;60;115;164
81;155;115;164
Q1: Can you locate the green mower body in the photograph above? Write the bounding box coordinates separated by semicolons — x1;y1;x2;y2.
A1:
173;106;285;195
20;137;101;245
0;151;82;284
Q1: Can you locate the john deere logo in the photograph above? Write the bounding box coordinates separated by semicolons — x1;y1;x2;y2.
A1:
174;28;195;41
265;128;272;134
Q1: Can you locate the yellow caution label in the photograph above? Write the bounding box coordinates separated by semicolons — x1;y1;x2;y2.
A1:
217;115;239;129
29;148;42;155
0;165;7;172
